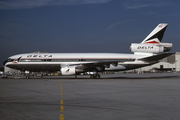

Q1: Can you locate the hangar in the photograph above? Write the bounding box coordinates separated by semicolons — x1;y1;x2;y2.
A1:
141;52;180;72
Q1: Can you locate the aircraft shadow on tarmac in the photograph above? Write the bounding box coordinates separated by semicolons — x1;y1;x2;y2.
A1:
18;75;180;79
105;76;179;79
56;73;180;79
3;73;180;80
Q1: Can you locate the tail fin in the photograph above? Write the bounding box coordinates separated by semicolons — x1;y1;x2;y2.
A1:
141;23;168;44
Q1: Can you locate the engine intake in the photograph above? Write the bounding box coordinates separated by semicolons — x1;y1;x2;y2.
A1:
60;66;84;75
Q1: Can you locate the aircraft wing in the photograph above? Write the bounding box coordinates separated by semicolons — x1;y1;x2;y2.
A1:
138;53;174;62
69;58;135;67
65;59;136;72
67;53;174;71
69;60;121;68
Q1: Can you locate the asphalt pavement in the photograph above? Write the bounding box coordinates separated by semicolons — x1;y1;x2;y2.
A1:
0;73;180;120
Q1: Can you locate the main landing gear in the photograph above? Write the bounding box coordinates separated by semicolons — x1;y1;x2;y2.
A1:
26;76;30;79
90;74;100;79
25;70;30;79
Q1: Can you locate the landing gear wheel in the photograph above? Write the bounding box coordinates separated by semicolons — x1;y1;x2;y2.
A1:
26;76;30;79
41;74;44;78
96;75;100;79
90;75;94;79
90;75;100;79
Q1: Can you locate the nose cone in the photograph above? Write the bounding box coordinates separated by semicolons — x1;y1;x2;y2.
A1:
3;59;8;66
3;61;17;69
3;58;14;66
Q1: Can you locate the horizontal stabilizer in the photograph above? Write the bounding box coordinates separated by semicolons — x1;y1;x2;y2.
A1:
138;53;174;62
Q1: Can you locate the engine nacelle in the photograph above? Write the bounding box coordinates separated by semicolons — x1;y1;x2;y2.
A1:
60;66;84;75
130;43;172;54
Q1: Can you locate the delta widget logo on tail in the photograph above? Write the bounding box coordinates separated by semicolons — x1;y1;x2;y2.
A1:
159;24;163;27
65;69;70;73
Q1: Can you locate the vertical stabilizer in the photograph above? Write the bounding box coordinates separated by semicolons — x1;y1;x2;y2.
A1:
141;23;168;44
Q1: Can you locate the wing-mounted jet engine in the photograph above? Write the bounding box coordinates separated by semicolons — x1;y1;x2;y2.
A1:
60;65;84;75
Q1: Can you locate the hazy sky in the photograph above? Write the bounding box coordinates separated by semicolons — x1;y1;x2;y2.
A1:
0;0;180;66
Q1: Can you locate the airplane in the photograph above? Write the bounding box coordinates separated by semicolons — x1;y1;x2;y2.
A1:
3;23;173;79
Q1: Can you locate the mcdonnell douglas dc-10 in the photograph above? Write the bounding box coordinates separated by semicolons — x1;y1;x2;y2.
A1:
4;23;173;79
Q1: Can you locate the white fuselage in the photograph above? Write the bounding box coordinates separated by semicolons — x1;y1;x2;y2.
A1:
5;53;152;72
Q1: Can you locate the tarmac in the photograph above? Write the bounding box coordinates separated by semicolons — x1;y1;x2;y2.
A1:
1;73;180;120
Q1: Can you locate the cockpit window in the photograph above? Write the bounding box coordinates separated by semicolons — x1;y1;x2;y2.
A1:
7;58;14;62
3;58;15;65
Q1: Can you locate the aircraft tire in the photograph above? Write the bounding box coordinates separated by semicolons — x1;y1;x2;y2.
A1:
90;75;100;79
26;76;30;79
90;75;94;79
96;75;100;79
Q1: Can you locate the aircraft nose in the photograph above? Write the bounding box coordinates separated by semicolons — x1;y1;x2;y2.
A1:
3;59;8;66
3;58;14;66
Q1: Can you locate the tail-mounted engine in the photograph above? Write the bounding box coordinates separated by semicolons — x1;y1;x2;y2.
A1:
130;42;172;54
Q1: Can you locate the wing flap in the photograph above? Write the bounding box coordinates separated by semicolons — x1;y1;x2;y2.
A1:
69;60;120;67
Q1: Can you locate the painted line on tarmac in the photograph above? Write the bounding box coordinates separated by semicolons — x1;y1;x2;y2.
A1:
60;82;64;120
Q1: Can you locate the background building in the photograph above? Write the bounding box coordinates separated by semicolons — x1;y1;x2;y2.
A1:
141;52;180;72
175;52;180;71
